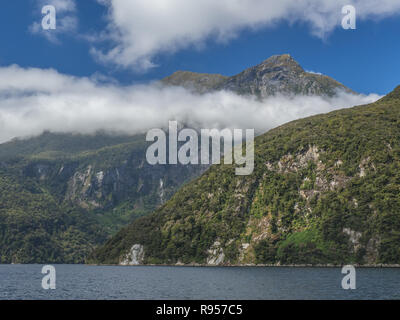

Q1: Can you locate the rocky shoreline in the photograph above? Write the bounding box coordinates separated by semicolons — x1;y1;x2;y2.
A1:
88;263;400;268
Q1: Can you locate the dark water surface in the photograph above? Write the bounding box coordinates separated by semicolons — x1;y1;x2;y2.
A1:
0;265;399;300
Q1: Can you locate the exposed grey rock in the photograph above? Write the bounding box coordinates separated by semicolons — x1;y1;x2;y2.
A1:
120;244;144;265
207;241;225;265
162;54;354;97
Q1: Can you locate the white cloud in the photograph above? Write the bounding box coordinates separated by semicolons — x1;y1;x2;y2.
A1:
306;70;323;76
0;65;381;144
92;0;400;70
29;0;77;43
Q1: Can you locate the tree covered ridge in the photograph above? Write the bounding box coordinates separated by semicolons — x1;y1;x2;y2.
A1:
91;87;400;265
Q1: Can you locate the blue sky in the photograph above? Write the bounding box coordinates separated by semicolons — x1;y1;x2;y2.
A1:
1;1;400;95
1;0;397;142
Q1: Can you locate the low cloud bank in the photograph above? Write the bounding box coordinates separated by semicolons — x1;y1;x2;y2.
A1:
0;65;381;144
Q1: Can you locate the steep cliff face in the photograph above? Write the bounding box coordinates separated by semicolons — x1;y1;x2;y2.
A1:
91;87;400;266
15;134;206;230
162;54;353;97
0;133;206;263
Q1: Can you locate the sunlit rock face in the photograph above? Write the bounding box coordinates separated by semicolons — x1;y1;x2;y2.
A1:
163;54;353;98
121;244;145;265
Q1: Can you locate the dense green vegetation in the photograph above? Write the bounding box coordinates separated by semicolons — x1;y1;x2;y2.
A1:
91;86;400;265
0;171;106;263
0;132;204;263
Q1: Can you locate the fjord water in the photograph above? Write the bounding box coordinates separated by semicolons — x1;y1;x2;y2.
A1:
0;265;399;300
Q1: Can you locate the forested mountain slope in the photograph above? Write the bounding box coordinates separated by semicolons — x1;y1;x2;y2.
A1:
92;86;400;266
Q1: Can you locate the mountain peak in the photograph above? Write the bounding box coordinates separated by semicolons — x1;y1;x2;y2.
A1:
255;53;304;74
218;54;350;97
260;53;298;65
162;54;353;97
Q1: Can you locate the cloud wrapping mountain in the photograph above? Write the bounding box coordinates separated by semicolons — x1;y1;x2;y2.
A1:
0;65;380;143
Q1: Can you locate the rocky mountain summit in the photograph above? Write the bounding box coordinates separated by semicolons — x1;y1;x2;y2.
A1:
162;54;353;97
